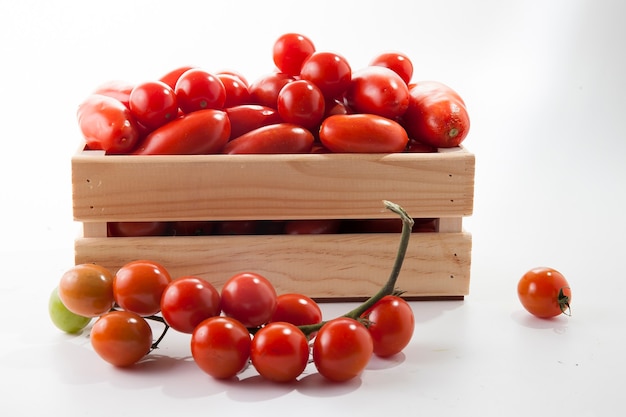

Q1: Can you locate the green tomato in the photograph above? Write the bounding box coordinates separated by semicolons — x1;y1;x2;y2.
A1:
49;287;91;333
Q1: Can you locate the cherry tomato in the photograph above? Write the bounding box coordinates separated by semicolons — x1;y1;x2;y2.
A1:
133;109;230;155
369;52;414;84
313;317;373;382
300;51;352;100
58;263;115;318
175;68;226;113
107;221;170;237
283;219;341;235
191;316;251;379
223;123;314;154
90;310;153;367
77;94;141;154
129;80;179;130
113;260;172;316
405;139;437;153
345;66;409;119
319;114;409;153
362;295;415;357
402;81;470;148
517;267;572;318
248;72;295;108
250;322;310;382
93;80;135;108
220;272;277;328
273;33;316;76
225;104;282;140
217;73;251;108
277;80;325;130
271;293;323;327
159;65;196;89
160;276;221;334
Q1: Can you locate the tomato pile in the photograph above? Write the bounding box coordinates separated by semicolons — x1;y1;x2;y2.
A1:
49;201;416;382
77;32;470;156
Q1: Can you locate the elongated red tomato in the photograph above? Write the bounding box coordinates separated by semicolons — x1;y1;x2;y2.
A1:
225;104;282;139
223;123;314;154
248;72;295;108
403;81;470;148
77;94;141;154
133;109;230;155
319;114;409;153
93;80;135;108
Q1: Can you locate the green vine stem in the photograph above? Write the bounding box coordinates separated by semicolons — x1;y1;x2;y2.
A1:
298;200;414;337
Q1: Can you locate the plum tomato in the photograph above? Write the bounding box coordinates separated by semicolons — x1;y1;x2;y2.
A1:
369;51;414;84
277;80;325;130
175;68;226;113
345;66;410;120
159;65;196;89
58;263;115;318
90;310;153;367
129;80;179;130
272;33;316;76
313;317;373;382
319;113;409;153
217;73;251;108
170;221;214;236
300;51;352;100
77;94;141;154
92;80;135;108
225;104;282;140
271;293;323;327
517;267;572;318
362;295;415;357
250;322;310;382
223;123;314;154
283;219;342;235
48;287;92;333
220;272;277;328
191;316;252;379
113;260;172;316
248;72;295;109
160;276;221;334
107;221;170;237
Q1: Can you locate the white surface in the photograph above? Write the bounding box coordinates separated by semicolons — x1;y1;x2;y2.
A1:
1;1;625;416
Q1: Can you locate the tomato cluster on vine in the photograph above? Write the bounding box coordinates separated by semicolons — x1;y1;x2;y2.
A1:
77;32;470;156
50;259;415;383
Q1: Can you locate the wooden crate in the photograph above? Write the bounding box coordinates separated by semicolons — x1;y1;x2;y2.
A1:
72;146;475;301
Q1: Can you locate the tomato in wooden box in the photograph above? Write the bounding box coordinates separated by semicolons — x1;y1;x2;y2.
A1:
71;146;474;301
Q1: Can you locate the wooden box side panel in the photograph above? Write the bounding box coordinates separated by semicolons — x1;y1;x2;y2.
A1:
72;149;475;222
74;232;472;299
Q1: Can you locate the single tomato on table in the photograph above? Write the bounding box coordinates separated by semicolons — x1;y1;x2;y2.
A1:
517;267;572;318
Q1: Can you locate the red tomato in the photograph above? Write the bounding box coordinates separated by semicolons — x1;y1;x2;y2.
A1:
319;114;409;153
217;70;249;87
217;73;251;108
248;72;295;108
369;52;414;84
160;276;221;334
57;264;115;318
300;51;352;100
159;65;196;89
107;221;170;237
283;219;341;235
223;123;314;154
113;260;172;316
271;293;322;327
362;295;415;357
345;66;410;119
517;267;572;318
403;81;470;148
191;316;252;379
93;80;135;108
225;104;282;140
313;317;373;382
250;322;310;382
212;220;258;235
175;68;226;113
324;99;350;117
129;80;179;130
272;33;316;76
90;310;153;367
405;139;438;153
220;272;277;328
277;80;325;130
170;221;214;236
77;94;141;154
133;109;230;155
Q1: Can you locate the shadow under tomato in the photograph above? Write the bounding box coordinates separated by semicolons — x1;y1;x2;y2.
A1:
224;373;297;402
365;352;406;371
296;372;362;398
510;309;570;333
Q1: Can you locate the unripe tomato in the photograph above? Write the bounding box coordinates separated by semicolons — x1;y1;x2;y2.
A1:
58;264;115;318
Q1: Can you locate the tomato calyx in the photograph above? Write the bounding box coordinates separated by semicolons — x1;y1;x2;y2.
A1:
558;287;572;316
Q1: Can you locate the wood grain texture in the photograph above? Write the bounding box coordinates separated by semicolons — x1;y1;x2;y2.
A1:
72;147;475;222
74;231;472;298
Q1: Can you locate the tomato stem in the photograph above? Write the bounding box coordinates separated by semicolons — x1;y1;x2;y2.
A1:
298;200;414;336
558;287;572;316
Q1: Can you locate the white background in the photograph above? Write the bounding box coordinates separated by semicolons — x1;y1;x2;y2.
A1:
1;0;625;416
